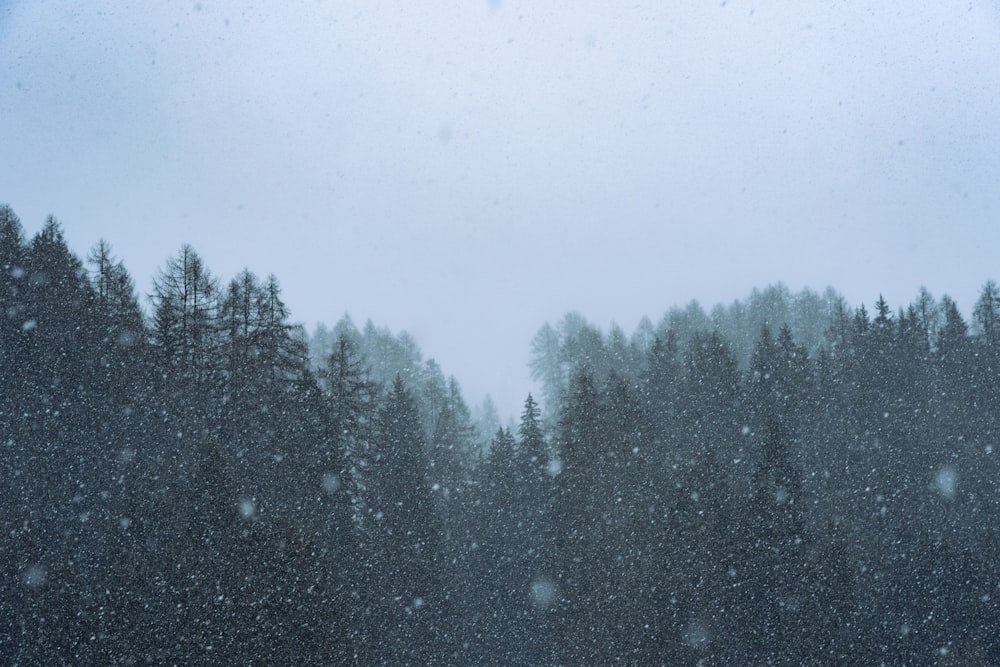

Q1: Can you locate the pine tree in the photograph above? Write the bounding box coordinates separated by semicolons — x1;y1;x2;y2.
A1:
321;331;379;530
428;376;478;501
518;393;548;484
735;416;818;663
529;322;567;419
643;329;681;451
363;376;449;663
938;295;969;359
971;281;1000;445
973;280;1000;348
677;329;743;494
0;205;28;437
151;244;221;388
472;422;555;664
516;392;554;605
551;370;611;664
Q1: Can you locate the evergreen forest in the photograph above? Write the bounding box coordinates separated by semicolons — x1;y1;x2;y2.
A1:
3;205;1000;664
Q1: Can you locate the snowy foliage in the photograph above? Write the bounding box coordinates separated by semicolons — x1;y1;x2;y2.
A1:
3;207;999;663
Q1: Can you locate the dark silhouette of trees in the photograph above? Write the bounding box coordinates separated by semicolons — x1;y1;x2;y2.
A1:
4;204;1000;664
359;376;452;663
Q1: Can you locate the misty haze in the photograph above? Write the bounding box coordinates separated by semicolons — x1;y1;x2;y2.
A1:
3;1;1000;664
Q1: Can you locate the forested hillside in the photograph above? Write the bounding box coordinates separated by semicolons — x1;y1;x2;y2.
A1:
2;205;999;664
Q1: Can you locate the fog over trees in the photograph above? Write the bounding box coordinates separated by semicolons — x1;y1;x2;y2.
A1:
3;206;999;664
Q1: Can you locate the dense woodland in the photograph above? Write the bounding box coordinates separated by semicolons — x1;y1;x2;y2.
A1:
2;204;1000;664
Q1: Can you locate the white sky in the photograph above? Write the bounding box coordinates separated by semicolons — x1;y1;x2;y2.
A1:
3;1;1000;418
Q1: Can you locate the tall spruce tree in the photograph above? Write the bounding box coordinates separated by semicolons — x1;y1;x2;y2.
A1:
362;376;450;664
551;369;614;664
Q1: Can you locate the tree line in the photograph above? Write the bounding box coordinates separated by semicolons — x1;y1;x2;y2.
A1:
2;205;999;664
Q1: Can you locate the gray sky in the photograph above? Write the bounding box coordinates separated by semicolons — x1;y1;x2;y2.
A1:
3;1;1000;418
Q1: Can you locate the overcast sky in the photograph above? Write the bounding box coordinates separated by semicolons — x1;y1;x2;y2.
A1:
3;1;1000;418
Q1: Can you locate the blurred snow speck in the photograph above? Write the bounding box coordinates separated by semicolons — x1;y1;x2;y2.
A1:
530;576;557;610
116;329;137;347
22;563;47;589
238;497;256;518
934;466;958;499
321;473;341;494
546;458;562;477
685;620;710;648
